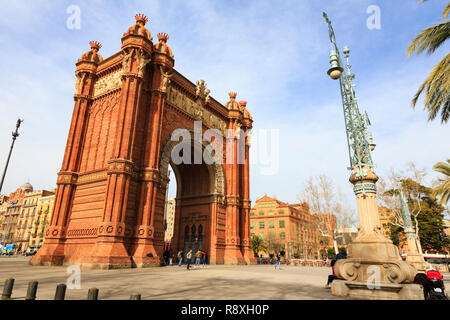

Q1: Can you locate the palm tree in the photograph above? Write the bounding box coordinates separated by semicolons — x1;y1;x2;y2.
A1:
251;235;268;257
406;1;450;123
432;159;450;205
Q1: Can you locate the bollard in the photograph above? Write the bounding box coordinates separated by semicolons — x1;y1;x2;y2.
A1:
87;288;99;300
54;284;67;300
130;293;141;300
25;281;39;300
1;278;14;300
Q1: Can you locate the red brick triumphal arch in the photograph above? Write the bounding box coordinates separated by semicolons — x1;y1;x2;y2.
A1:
31;14;255;269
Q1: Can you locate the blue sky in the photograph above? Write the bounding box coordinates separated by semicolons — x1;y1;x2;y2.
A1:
0;0;449;216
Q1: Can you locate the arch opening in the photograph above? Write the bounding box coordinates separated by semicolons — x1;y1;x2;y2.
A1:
160;135;225;264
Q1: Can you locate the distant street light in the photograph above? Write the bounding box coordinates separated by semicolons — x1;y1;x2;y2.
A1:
0;119;24;194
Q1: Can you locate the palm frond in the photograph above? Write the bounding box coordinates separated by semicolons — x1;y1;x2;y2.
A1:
407;21;450;56
432;159;450;177
411;53;450;123
444;2;450;19
432;159;450;205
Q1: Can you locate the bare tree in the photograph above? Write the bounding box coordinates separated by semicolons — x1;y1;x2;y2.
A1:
377;162;428;254
297;174;356;256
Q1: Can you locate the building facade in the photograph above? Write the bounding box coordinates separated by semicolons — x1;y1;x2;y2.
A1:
29;193;56;249
0;184;29;245
0;183;55;252
14;186;54;252
249;195;321;259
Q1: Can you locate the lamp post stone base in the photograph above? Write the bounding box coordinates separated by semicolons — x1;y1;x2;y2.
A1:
406;254;429;272
331;280;424;300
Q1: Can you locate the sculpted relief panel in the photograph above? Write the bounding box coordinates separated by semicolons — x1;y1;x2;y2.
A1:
166;85;227;134
94;71;123;97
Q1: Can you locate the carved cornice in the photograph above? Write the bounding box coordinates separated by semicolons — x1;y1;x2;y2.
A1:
73;94;93;102
57;171;79;185
121;72;143;81
107;159;137;178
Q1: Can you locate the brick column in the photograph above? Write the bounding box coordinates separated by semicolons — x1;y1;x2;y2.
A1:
30;58;98;266
224;116;245;264
132;50;174;267
86;33;153;268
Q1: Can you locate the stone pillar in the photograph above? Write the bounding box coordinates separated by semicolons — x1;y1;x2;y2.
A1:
332;166;423;300
85;28;154;269
224;113;244;264
239;105;256;264
30;45;99;266
132;36;174;267
405;233;428;271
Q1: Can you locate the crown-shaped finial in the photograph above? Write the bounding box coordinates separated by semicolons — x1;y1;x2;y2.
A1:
158;32;169;42
135;13;148;24
239;101;247;107
229;92;237;99
89;41;102;50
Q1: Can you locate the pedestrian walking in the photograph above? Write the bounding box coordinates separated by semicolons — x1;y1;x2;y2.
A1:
186;249;193;270
177;250;183;266
195;250;202;267
201;251;207;268
275;252;281;270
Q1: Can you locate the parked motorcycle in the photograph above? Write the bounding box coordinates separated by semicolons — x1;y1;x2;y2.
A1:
414;270;448;300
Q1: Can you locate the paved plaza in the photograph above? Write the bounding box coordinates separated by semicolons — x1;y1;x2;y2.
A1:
0;256;346;300
2;256;449;300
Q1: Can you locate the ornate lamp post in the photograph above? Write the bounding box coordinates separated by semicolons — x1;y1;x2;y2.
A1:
323;12;421;299
0;119;24;194
398;184;428;270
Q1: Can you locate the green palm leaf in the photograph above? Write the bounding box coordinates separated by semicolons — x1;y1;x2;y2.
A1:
432;159;450;205
407;2;450;123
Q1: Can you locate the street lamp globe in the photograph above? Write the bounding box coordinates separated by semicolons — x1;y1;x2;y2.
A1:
327;50;344;80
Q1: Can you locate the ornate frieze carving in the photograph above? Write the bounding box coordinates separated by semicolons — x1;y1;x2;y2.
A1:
77;171;107;184
94;71;123;97
166;85;226;133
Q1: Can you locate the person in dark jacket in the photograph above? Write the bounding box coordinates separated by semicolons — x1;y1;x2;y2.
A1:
186;249;193;270
275;252;281;270
325;259;337;289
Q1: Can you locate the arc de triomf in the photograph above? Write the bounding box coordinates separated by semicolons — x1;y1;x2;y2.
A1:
31;14;255;269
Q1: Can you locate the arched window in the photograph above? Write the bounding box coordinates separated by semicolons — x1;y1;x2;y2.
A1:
191;225;196;251
198;224;203;251
184;225;189;260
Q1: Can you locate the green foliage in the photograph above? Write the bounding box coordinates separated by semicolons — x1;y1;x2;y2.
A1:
327;248;336;258
386;177;450;253
251;235;267;256
415;195;450;252
389;224;402;246
432;159;450;205
407;1;450;123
